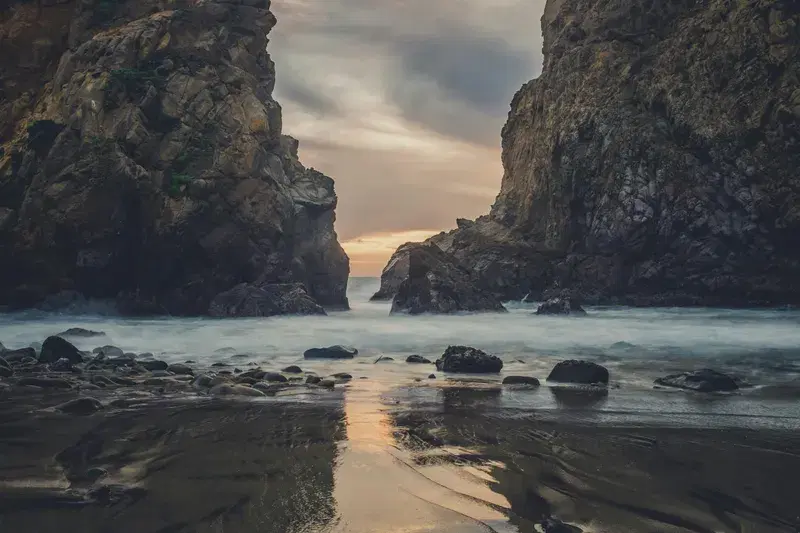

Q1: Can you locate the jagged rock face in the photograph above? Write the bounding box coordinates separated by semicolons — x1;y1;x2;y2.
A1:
377;0;800;306
491;0;800;305
389;243;506;315
0;0;349;314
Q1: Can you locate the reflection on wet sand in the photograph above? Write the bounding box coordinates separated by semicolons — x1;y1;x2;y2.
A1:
549;386;609;409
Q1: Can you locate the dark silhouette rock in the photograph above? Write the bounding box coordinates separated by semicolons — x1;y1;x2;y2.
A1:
547;360;609;385
406;355;432;364
2;347;36;362
282;365;303;373
654;369;739;393
389;243;506;315
209;283;326;318
39;336;83;364
536;298;586;316
435;346;503;374
264;372;288;383
140;360;169;372
502;376;540;386
56;328;105;338
304;346;357;359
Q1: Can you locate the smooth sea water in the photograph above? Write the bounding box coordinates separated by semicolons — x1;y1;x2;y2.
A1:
2;277;800;428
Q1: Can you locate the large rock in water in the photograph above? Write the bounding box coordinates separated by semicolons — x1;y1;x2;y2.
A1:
536;298;587;316
209;283;325;318
655;369;739;393
547;360;609;385
435;346;503;374
374;0;800;307
0;0;349;315
389;244;506;315
39;336;84;365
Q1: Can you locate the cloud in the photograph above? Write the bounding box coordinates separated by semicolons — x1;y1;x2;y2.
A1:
268;0;547;273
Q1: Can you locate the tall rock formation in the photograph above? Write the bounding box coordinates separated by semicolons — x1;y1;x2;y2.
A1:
0;0;349;314
376;0;800;307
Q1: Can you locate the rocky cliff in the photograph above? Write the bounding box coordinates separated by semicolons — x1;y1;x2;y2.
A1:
377;0;800;307
0;0;349;315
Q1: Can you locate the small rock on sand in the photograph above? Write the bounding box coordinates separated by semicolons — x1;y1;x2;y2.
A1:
55;397;103;415
428;374;436;379
282;365;303;373
210;384;265;397
167;363;194;376
306;376;322;384
304;346;358;359
502;376;540;386
331;373;352;380
319;379;335;389
406;355;432;364
547;360;609;385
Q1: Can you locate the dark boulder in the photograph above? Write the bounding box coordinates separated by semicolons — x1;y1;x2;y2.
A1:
654;369;739;392
55;397;103;415
264;372;288;383
56;328;106;338
209;283;326;318
306;375;322;384
3;347;37;362
435;346;503;373
304;346;357;359
140;360;169;372
536;298;587;316
502;376;540;386
547;360;609;385
282;365;303;373
406;355;432;364
389;244;507;315
39;336;84;364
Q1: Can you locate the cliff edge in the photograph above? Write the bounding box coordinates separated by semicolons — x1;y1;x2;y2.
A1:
0;0;349;314
377;0;800;306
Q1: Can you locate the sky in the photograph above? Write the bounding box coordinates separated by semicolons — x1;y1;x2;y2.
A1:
269;0;547;275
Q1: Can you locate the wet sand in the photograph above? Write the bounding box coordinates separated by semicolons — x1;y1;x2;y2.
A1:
2;377;799;533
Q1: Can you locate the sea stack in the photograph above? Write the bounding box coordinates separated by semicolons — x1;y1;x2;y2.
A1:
0;0;349;315
374;0;800;307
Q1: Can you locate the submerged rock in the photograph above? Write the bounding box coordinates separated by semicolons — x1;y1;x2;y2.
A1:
209;283;326;318
389;244;506;315
502;376;540;386
55;397;103;415
654;369;739;393
304;346;357;359
406;355;432;364
435;346;503;374
56;328;106;338
547;360;609;385
39;336;83;364
536;298;587;316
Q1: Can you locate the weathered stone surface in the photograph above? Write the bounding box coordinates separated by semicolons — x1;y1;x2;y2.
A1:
209;283;325;318
0;0;349;315
502;376;541;386
435;346;503;374
375;0;800;307
389;243;506;315
536;298;587;316
39;336;83;364
655;369;739;393
304;346;357;359
547;360;609;385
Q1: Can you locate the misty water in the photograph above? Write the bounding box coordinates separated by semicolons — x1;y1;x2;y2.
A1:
2;277;799;428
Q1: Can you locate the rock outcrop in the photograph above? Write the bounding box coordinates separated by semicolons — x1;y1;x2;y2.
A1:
388;243;506;315
376;0;800;307
0;0;349;315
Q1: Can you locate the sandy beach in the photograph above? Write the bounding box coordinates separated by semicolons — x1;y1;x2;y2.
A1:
2;373;799;533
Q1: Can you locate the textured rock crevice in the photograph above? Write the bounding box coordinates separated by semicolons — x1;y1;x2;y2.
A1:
376;0;800;307
0;0;349;315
